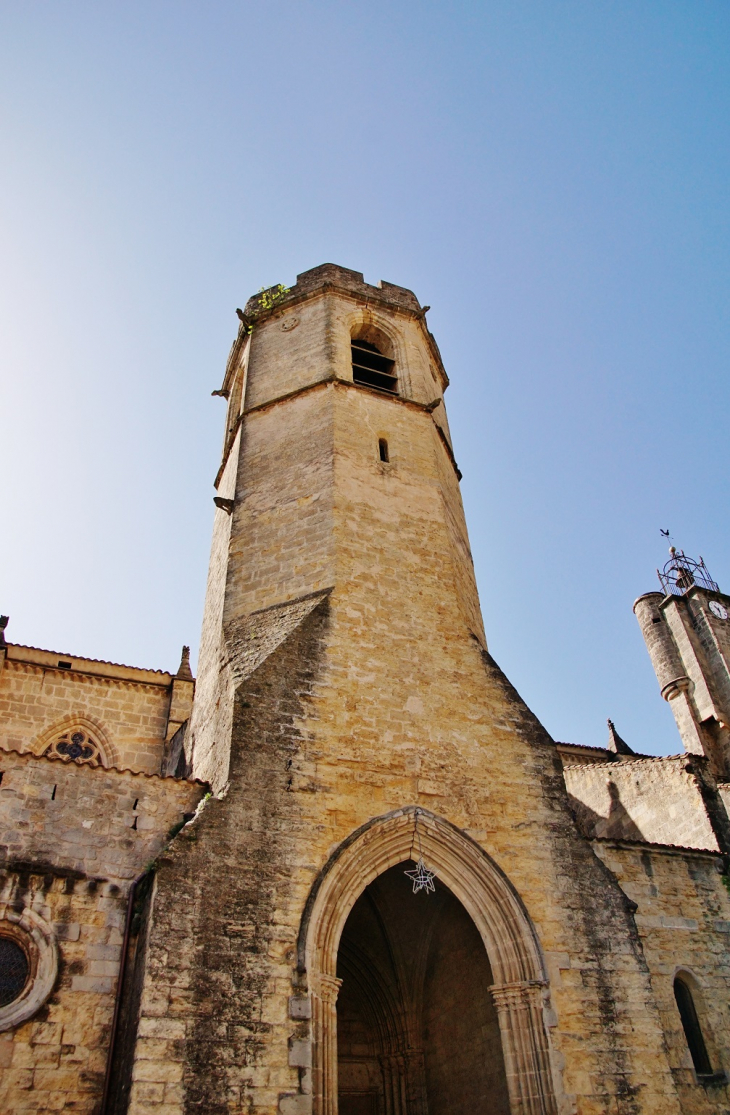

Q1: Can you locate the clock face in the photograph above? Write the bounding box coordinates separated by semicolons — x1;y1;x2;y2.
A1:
709;600;728;621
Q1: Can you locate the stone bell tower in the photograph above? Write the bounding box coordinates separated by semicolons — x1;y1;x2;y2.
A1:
187;263;482;791
634;548;730;779
117;265;688;1115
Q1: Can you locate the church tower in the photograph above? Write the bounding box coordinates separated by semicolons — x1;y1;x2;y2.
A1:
187;263;483;793
635;549;730;781
117;266;690;1115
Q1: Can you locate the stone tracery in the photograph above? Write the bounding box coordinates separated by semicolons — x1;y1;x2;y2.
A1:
34;715;114;768
44;727;102;766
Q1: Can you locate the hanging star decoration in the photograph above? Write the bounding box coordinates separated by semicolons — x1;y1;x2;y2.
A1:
405;857;436;894
404;810;436;895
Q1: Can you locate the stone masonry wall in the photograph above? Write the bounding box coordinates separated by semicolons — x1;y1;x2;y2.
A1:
188;425;240;789
126;606;687;1115
564;756;719;850
0;750;204;1114
692;591;730;723
244;296;331;413
0;648;183;774
593;841;730;1113
124;601;333;1115
0;747;205;882
0;868;128;1114
226;385;335;638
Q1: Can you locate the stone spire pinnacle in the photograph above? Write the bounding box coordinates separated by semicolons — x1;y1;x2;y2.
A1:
176;645;193;681
607;718;634;756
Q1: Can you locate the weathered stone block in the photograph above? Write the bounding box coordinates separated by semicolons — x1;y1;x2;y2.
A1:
279;1093;312;1115
288;996;311;1020
131;1057;184;1083
287;1039;311;1068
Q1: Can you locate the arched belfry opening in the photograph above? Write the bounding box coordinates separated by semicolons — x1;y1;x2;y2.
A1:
300;807;559;1115
351;323;398;394
336;863;510;1115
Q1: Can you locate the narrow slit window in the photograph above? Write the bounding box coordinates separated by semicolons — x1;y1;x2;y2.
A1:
674;977;712;1075
379;439;389;463
351;339;397;394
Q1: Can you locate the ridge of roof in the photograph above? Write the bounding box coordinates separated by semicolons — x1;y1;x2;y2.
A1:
564;753;688;771
557;740;667;761
6;643;172;677
556;741;610;752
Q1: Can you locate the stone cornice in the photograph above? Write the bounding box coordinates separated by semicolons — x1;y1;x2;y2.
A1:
213;377;462;487
5;644;179;687
0;743;207;785
592;836;723;858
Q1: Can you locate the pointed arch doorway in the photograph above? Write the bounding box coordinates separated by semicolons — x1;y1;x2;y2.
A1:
337;862;510;1114
300;807;559;1115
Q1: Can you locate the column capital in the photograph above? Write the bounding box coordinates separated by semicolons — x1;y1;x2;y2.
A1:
490;979;547;1011
310;973;342;1004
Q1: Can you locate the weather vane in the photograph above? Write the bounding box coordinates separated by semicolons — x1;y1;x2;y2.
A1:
404;810;436;894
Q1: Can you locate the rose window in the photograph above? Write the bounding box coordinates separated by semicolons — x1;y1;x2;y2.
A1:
0;937;29;1007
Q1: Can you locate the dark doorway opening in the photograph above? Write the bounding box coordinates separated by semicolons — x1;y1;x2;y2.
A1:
336;863;510;1115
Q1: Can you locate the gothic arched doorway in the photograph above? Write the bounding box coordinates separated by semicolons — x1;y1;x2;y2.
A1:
300;807;558;1115
336;863;510;1115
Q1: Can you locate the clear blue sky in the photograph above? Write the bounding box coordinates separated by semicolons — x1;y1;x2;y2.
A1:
1;2;728;755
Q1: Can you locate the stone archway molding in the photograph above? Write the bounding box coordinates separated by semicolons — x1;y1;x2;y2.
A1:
0;904;58;1032
31;713;116;768
297;805;559;1115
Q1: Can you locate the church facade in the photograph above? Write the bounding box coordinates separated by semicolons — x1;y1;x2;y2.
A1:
1;263;730;1115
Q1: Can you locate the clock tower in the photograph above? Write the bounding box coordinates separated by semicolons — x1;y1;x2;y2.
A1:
635;548;730;780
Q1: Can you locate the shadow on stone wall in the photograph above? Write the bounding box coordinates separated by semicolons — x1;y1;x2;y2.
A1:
568;781;646;842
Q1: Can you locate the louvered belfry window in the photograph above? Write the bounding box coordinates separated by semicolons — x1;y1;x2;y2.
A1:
351;339;397;394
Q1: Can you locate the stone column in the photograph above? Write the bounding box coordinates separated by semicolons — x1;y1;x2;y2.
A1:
379;1052;404;1115
490;981;557;1115
378;1050;427;1115
403;1049;428;1115
310;974;342;1115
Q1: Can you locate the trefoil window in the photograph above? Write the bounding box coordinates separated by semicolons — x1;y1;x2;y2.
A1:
44;729;101;767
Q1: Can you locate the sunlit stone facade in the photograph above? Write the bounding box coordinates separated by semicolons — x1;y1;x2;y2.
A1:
2;265;730;1114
